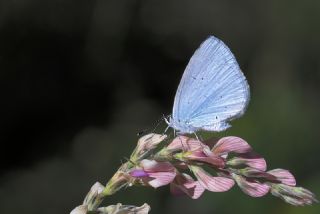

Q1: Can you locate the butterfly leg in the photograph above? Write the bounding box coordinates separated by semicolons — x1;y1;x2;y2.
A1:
177;135;188;152
194;132;201;141
163;125;170;134
193;132;206;150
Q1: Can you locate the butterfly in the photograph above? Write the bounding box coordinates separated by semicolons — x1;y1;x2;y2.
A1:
166;36;250;134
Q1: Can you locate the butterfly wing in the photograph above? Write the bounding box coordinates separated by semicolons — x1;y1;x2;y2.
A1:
172;36;250;132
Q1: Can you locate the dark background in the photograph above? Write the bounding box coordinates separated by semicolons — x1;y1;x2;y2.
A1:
0;0;319;213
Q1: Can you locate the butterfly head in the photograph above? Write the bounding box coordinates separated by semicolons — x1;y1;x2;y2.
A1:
167;117;198;134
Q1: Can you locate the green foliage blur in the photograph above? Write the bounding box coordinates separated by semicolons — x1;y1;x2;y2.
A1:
0;0;319;213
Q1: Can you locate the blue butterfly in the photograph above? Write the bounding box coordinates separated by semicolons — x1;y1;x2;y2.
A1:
166;36;250;134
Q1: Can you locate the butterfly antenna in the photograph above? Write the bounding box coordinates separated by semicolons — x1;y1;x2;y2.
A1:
194;131;205;141
161;114;173;135
151;116;164;133
163;125;170;135
194;132;200;141
137;115;166;136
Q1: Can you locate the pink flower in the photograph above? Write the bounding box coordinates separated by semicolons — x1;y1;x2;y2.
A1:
230;167;307;200
170;173;205;199
211;137;267;171
190;166;235;192
167;136;225;168
129;159;176;188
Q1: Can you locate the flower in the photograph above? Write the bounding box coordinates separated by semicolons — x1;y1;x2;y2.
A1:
129;159;176;188
229;168;294;198
230;166;317;204
267;169;318;206
131;134;167;162
165;136;225;168
211;136;266;171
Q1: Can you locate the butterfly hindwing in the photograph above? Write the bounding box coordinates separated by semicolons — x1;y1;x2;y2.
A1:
171;36;249;133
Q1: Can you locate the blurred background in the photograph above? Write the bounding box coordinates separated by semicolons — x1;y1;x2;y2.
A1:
0;0;319;213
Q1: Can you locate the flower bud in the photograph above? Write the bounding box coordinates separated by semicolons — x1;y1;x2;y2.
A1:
131;134;167;161
97;203;150;214
70;205;88;214
83;182;105;206
270;184;318;206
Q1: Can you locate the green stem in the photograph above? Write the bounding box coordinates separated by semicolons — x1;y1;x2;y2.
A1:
88;161;134;211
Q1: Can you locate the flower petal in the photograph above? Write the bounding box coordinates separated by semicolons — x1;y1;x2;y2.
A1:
147;171;176;188
167;136;204;152
227;152;267;171
232;173;270;197
190;166;234;192
186;151;225;168
83;182;105;206
140;159;174;172
140;160;176;188
132;134;167;162
212;137;252;155
137;134;167;151
268;169;296;186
